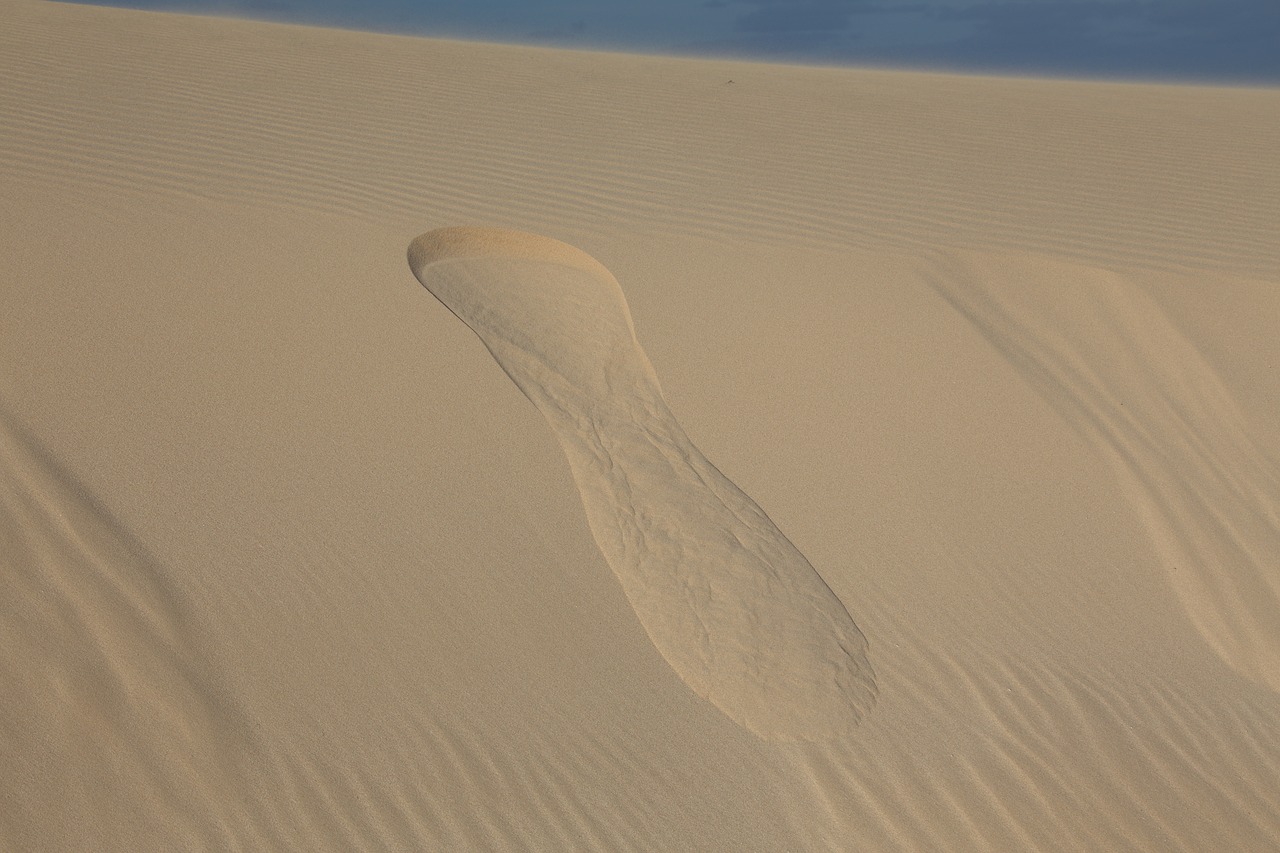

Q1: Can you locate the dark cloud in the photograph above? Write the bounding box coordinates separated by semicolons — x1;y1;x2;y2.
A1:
73;0;1280;83
920;0;1280;80
241;0;295;12
683;0;1280;82
681;29;857;57
526;19;587;41
735;2;854;34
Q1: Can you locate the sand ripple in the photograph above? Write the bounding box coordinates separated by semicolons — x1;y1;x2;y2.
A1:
409;227;876;739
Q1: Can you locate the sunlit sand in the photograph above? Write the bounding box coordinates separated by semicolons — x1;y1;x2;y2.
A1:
2;0;1278;848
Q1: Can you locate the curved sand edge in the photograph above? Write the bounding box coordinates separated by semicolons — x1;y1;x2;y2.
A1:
926;250;1280;693
410;227;876;740
5;1;1280;845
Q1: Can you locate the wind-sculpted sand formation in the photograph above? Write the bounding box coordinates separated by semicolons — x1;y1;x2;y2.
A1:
0;411;256;849
409;228;876;739
927;252;1280;690
4;0;1280;847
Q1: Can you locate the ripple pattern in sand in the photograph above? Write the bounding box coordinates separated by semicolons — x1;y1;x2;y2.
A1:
1;0;1277;276
926;250;1280;692
408;227;876;740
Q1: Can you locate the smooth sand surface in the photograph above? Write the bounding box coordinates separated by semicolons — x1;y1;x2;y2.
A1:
409;227;876;740
3;0;1279;849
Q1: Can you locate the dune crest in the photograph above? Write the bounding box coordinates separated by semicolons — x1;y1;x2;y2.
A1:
0;409;257;849
8;0;1280;843
409;227;876;739
928;251;1280;691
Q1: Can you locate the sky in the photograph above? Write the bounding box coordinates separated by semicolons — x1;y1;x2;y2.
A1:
76;0;1280;83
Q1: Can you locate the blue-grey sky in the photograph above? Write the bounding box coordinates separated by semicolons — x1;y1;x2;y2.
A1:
77;0;1280;83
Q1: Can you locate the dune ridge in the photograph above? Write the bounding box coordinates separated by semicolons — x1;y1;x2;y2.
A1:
3;0;1278;277
799;649;1280;851
3;0;1280;847
409;227;875;739
0;409;259;850
926;251;1280;691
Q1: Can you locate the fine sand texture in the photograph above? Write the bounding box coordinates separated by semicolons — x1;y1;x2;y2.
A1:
408;227;876;740
3;0;1280;849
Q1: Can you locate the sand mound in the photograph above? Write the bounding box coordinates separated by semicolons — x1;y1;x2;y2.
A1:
0;410;255;850
927;251;1280;690
409;227;876;739
4;0;1280;847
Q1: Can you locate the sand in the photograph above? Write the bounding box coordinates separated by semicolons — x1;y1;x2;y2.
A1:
2;0;1279;849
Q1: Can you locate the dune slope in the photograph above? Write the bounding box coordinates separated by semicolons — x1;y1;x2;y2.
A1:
2;0;1279;849
409;227;876;740
927;251;1280;691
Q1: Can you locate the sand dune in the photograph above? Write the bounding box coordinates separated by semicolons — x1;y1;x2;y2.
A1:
927;251;1280;691
409;227;875;739
3;0;1279;849
0;410;257;849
